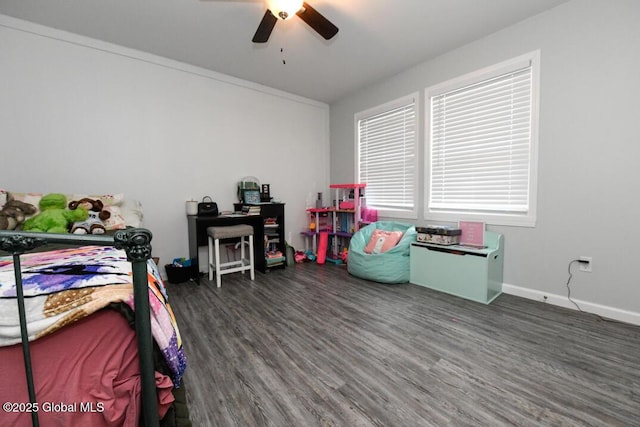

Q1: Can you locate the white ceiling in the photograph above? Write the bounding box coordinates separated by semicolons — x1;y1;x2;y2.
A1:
0;0;568;103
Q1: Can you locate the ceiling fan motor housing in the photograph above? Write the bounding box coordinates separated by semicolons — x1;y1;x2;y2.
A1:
268;0;303;20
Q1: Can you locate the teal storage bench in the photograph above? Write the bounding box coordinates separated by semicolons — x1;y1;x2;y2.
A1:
409;231;503;304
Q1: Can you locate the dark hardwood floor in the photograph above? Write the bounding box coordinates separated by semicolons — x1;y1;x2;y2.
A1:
167;262;640;427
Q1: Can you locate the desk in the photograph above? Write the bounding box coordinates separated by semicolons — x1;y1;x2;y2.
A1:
187;214;266;275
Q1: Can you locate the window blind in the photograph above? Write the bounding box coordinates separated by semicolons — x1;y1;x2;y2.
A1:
358;100;416;212
429;65;532;213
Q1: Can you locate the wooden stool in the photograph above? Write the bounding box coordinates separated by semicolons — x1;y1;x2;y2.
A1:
207;224;255;288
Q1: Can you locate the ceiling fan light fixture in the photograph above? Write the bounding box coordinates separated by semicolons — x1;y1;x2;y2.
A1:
267;0;303;20
252;0;337;43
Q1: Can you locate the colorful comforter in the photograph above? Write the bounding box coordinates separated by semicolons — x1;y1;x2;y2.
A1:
0;245;186;386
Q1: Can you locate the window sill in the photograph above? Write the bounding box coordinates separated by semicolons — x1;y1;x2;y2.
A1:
372;208;418;221
425;210;536;228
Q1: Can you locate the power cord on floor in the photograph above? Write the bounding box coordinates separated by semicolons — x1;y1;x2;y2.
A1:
566;260;621;324
566;260;584;312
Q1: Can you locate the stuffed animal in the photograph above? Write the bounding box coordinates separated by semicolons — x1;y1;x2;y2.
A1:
68;197;111;234
22;193;88;233
0;200;37;230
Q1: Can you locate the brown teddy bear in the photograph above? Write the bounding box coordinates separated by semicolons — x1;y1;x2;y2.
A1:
68;198;112;234
0;200;37;230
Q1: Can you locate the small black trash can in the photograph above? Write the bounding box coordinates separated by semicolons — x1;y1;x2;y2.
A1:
164;263;198;284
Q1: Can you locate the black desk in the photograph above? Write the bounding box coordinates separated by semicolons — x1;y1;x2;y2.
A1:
187;214;266;274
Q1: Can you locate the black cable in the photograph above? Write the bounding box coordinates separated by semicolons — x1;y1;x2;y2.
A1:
565;260;622;324
566;259;583;312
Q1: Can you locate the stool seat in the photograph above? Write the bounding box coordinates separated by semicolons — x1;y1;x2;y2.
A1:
207;224;254;240
207;224;255;288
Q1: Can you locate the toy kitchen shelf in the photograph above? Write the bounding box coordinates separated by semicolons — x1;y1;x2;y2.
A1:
409;231;504;304
301;183;366;262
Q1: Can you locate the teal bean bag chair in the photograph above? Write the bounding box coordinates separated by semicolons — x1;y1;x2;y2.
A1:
347;221;417;284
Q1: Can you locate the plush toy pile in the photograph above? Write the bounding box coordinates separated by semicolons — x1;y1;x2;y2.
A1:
0;200;37;230
22;193;88;233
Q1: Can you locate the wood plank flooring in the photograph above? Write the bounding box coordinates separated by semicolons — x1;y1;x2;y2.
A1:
167;263;640;427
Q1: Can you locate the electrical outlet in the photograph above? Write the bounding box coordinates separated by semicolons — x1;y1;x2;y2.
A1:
579;256;592;273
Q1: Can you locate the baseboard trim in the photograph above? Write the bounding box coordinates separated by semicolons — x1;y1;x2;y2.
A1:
502;283;640;326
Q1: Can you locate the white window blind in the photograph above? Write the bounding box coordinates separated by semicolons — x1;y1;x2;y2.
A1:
429;62;533;215
357;96;417;215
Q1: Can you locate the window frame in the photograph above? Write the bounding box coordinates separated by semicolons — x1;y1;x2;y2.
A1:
355;93;419;219
424;51;540;227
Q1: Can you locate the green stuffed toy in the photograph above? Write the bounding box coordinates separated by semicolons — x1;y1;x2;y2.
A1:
22;193;88;233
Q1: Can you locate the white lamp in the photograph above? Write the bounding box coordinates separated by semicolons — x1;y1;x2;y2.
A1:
267;0;303;20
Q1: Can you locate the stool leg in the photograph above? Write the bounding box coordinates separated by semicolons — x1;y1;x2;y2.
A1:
249;234;255;281
240;236;246;275
208;236;214;281
215;237;222;288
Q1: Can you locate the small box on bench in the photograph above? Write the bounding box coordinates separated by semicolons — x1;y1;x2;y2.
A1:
416;226;461;245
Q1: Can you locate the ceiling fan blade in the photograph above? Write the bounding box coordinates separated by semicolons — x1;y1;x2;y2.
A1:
296;2;338;40
252;9;278;43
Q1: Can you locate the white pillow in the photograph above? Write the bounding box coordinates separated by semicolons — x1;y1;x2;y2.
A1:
70;193;125;207
67;194;128;230
120;199;144;228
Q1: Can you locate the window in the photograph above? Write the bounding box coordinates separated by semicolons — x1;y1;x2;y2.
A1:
356;93;418;219
425;51;539;226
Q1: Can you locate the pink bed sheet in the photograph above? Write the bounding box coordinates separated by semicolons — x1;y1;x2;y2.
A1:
0;309;174;426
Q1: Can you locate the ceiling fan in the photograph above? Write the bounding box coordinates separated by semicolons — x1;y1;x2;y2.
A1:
253;0;338;43
203;0;338;43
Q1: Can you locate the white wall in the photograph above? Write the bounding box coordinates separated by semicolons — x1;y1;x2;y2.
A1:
0;15;330;271
330;0;640;324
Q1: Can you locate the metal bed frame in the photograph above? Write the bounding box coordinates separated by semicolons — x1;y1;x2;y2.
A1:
0;228;159;427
